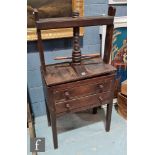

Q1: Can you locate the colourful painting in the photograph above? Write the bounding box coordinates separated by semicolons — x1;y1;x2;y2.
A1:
111;27;127;83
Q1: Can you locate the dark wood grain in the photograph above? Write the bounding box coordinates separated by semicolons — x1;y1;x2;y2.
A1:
43;58;116;86
72;11;81;64
34;6;116;149
52;73;115;91
35;16;114;30
48;88;58;149
45;99;51;126
55;91;113;114
103;6;116;64
34;9;46;73
105;102;113;132
53;75;114;102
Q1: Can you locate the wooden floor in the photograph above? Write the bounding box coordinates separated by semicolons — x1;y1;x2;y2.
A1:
27;106;127;155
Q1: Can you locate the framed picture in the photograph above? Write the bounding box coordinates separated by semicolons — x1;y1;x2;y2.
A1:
111;16;127;70
109;0;127;4
27;0;84;41
101;16;127;61
101;16;127;94
112;17;127;95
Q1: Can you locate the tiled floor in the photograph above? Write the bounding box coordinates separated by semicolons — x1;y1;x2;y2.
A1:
27;106;127;155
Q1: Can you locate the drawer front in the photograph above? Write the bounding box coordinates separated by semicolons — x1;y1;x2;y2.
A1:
55;91;113;114
53;75;114;102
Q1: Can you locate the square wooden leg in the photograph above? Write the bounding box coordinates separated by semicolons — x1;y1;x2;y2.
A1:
92;107;98;114
105;103;113;132
50;113;58;149
45;100;51;126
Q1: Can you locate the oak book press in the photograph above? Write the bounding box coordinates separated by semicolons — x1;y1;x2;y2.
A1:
34;6;116;149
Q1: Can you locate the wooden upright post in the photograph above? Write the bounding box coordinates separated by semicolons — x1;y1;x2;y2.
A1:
34;9;46;73
103;6;116;64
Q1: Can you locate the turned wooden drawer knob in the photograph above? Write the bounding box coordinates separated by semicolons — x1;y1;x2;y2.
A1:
64;91;70;99
99;84;104;92
65;103;70;111
98;96;103;105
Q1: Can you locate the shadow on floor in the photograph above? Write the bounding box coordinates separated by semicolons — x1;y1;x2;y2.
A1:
57;108;106;133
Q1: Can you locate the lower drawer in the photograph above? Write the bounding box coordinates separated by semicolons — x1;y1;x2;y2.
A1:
55;91;113;114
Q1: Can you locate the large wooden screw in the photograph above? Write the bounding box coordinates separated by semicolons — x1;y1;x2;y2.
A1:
72;11;81;65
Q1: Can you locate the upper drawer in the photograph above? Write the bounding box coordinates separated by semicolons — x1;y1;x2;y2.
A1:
53;74;115;102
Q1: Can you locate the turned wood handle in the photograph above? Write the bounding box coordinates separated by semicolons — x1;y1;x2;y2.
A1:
54;53;100;60
54;56;71;60
98;96;103;105
82;54;100;57
64;91;70;99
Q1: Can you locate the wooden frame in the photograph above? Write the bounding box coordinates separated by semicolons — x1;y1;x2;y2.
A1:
113;16;127;28
27;0;84;41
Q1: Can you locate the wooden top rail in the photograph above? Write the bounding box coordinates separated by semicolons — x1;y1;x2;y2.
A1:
35;16;114;30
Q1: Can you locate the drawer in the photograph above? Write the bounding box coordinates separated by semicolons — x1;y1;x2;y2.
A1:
53;75;114;102
55;91;113;114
